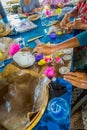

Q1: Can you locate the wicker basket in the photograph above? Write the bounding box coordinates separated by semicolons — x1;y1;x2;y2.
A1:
29;14;40;21
0;23;12;38
27;85;49;130
6;0;20;4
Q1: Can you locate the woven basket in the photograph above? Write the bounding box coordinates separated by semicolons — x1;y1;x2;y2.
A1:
6;0;20;4
0;23;12;38
27;85;49;130
29;14;40;21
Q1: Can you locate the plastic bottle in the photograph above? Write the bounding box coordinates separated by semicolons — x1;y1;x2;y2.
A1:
18;36;25;48
40;11;47;26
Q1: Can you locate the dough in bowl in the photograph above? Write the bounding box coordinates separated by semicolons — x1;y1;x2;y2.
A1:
13;51;35;68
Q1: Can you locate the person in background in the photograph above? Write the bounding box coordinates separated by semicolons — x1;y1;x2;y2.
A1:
60;0;87;30
58;1;74;8
42;0;74;8
59;2;87;125
34;30;87;129
20;0;42;13
42;0;74;20
34;30;87;89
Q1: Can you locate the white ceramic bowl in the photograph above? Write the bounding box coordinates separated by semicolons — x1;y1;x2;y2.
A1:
63;49;73;54
13;51;35;68
63;55;72;61
59;66;69;75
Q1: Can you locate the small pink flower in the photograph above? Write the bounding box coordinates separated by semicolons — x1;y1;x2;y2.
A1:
46;10;51;16
55;57;61;63
25;13;29;17
44;67;55;78
44;55;53;63
8;44;20;56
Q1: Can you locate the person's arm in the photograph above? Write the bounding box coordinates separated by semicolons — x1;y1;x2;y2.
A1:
60;0;81;28
76;30;87;46
54;37;79;50
60;7;78;28
66;0;81;18
33;37;80;54
64;7;78;20
55;30;87;49
64;72;87;89
62;2;80;22
81;23;87;30
33;31;87;54
24;0;31;5
70;19;87;30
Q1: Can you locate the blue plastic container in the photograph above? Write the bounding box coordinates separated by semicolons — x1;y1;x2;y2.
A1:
47;97;69;124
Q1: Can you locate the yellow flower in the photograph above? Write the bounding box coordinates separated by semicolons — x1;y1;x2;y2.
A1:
38;59;46;66
56;8;62;14
57;31;62;35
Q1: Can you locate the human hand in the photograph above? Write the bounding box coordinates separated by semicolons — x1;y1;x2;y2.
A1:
70;19;83;29
60;13;71;29
64;72;87;89
58;2;65;8
17;7;22;14
33;44;56;55
34;7;42;13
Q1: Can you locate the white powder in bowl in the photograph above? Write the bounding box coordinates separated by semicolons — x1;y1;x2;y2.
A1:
59;66;70;75
63;55;72;61
13;51;35;68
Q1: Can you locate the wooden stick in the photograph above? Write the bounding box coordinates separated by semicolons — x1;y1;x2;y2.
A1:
28;35;43;42
46;21;59;27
